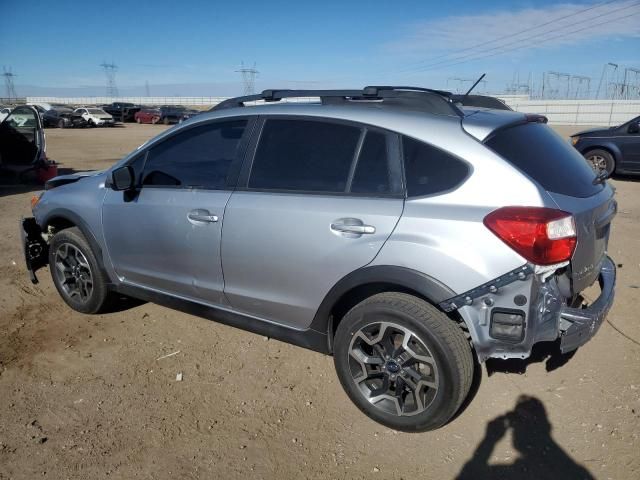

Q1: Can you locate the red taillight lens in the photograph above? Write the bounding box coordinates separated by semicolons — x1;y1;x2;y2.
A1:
483;207;577;265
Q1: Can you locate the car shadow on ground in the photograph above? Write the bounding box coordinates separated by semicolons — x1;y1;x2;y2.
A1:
455;395;595;480
612;173;640;183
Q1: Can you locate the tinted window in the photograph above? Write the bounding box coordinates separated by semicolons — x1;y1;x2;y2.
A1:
142;120;246;189
249;119;361;192
485;122;602;198
351;131;394;195
403;137;469;197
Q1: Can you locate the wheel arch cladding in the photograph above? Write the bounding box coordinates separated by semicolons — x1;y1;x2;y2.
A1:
309;265;459;351
42;209;110;280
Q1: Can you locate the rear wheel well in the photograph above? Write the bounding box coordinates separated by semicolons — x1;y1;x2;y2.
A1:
583;146;616;161
329;283;468;345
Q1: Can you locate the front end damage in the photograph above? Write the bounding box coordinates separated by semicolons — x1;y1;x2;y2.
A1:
20;217;49;284
441;257;616;362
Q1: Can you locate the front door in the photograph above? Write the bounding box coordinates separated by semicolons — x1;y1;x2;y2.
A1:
619;117;640;170
0;106;44;170
222;117;404;328
102;118;251;305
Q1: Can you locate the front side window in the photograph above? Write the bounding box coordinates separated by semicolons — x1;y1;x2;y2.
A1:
141;120;247;189
249;119;361;192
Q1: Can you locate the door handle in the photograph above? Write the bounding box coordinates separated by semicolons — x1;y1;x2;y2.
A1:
188;211;218;223
330;219;376;236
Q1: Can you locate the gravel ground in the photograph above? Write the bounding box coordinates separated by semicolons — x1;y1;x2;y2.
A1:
0;123;638;480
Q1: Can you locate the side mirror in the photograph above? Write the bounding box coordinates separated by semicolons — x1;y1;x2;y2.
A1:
628;122;640;134
110;165;136;191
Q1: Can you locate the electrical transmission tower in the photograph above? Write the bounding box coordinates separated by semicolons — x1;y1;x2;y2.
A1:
622;67;640;99
542;71;571;99
236;62;259;95
2;66;18;100
569;75;590;99
446;77;486;94
596;63;618;99
100;62;119;97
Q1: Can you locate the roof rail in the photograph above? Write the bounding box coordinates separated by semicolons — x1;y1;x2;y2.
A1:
210;86;462;117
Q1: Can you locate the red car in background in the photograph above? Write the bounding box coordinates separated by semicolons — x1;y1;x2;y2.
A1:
134;108;162;124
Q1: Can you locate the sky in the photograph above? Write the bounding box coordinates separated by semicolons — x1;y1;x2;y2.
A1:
1;0;639;97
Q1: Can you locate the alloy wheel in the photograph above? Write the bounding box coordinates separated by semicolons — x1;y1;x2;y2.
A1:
587;154;607;174
348;321;439;417
54;243;93;302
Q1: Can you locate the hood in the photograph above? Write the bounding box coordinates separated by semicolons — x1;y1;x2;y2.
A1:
572;127;612;137
45;170;104;190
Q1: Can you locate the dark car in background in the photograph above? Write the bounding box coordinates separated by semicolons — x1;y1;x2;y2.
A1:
571;115;640;176
100;102;140;122
135;105;196;125
34;106;88;129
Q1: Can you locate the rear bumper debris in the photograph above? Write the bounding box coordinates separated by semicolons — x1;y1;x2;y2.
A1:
559;255;616;353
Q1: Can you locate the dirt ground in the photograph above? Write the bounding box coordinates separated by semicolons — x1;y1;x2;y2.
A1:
1;124;638;480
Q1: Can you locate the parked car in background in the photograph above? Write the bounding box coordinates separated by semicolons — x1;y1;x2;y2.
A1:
74;107;114;127
0;106;12;123
34;105;88;129
22;86;616;432
100;102;140;122
0;105;57;183
571;115;640;176
179;108;201;123
134;107;161;124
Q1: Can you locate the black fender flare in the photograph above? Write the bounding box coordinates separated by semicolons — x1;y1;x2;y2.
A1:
309;265;456;347
40;208;113;284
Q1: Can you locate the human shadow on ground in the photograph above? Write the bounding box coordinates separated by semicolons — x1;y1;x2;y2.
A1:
456;395;594;480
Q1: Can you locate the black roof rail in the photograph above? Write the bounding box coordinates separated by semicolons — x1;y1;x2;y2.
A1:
210;86;462;117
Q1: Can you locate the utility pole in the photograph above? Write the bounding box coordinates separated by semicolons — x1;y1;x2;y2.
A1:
100;61;119;97
236;62;259;95
145;80;151;97
622;67;640;99
2;66;18;100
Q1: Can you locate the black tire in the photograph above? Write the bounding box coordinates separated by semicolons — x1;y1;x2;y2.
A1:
584;148;615;176
57;119;66;129
163;116;170;125
48;227;110;314
333;292;473;432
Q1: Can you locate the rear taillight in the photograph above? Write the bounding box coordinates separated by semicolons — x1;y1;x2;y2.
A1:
483;207;577;265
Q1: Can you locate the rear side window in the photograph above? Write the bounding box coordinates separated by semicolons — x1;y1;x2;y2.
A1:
485;122;602;198
403;137;469;197
142;120;246;189
249;119;360;192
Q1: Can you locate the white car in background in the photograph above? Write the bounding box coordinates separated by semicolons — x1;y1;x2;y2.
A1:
0;106;12;123
74;107;115;127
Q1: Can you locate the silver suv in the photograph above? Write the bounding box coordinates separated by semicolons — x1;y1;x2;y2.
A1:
21;87;616;432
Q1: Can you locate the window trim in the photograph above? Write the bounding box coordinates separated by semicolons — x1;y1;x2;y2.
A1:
237;115;405;199
127;116;256;192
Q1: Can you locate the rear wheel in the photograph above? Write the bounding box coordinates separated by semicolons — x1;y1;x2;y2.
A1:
49;227;110;314
163;116;170;125
57;119;66;129
136;117;142;124
333;292;473;432
584;149;615;176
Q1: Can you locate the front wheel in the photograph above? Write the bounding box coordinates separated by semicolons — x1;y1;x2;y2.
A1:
584;149;615;176
49;227;110;314
333;292;474;432
57;119;66;129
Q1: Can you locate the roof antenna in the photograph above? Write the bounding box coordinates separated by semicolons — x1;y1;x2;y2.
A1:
463;73;486;97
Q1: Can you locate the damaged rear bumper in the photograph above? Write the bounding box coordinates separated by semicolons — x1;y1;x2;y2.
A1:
20;217;48;284
558;256;616;353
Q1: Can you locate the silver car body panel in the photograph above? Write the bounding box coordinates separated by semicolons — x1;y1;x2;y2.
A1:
32;100;615;361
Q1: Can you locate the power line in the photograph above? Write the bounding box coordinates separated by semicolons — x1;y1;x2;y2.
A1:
399;0;623;74
405;6;640;74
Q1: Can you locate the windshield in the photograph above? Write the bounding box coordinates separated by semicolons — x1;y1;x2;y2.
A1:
88;108;107;114
486;122;603;198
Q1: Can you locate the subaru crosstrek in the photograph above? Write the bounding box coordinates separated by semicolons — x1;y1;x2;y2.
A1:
21;87;616;432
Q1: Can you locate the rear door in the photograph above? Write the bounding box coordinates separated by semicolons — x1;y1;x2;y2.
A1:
485;122;615;292
619;117;640;169
221;117;404;328
102;118;252;304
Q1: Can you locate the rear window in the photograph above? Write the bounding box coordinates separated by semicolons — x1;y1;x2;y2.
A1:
485;122;602;198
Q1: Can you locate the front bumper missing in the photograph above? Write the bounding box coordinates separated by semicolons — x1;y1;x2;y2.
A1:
20;217;48;284
558;256;616;353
